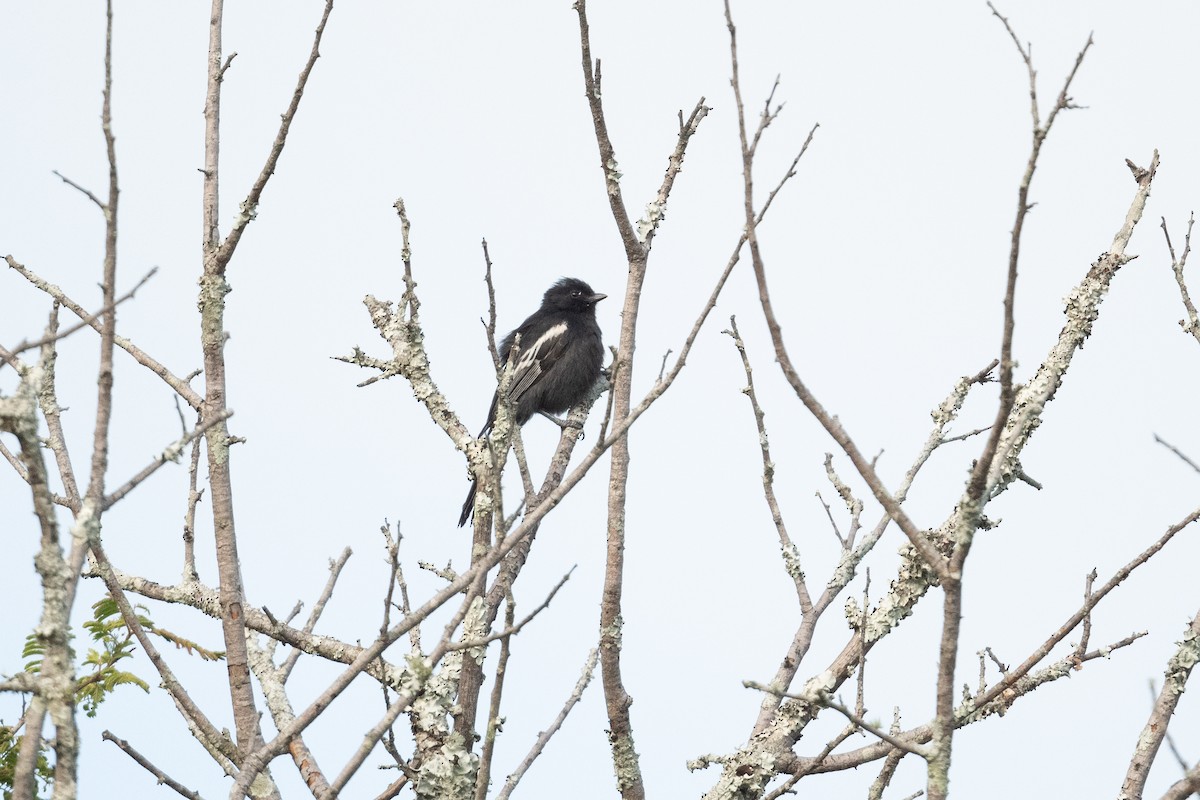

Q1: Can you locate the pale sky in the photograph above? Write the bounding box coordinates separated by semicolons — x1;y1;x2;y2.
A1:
3;2;1199;798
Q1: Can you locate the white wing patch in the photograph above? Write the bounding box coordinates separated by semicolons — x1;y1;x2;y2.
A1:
507;322;567;398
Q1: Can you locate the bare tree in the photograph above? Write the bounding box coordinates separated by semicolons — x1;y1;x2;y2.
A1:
3;3;1198;800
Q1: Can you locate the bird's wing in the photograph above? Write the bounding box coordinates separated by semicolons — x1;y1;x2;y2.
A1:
505;321;569;403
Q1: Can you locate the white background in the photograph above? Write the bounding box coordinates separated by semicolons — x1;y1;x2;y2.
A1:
3;2;1199;798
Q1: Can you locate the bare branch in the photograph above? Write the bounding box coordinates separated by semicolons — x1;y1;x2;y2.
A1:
724;316;811;611
51;169;107;211
726;0;950;582
449;568;574;651
0;266;157;366
1159;765;1200;800
1120;608;1200;798
182;426;205;582
103;731;208;800
213;0;336;270
89;542;240;768
474;593;516;800
1073;569;1098;660
246;636;332;797
279;547;353;682
495;648;600;800
103;410;232;509
1154;433;1200;475
482;237;500;368
966;10;1094;507
1161;213;1200;346
822;698;929;760
5;255;204;410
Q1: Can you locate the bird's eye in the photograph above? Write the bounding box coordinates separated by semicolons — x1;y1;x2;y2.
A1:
571;290;581;297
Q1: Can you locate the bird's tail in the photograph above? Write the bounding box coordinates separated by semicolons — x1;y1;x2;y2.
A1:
458;480;478;528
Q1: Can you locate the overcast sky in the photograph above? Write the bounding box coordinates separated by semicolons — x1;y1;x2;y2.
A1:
3;2;1200;798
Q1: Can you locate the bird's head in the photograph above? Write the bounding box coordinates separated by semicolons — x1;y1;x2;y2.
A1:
543;278;607;313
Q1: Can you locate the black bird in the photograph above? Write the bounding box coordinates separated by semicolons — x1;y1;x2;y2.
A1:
458;277;607;527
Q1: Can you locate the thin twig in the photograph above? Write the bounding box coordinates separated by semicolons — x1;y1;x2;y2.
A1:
279;547;353;683
1161;213;1200;346
5;255;204;410
51;169;106;211
822;698;929;759
1073;569;1098;660
724;316;811;611
495;648;600;800
482;237;500;368
89;541;240;767
474;592;517;800
102;410;232;509
760;723;857;800
1154;433;1200;475
0;267;157;366
213;0;336;271
449;568;573;651
573;4;709;798
181;427;204;583
102;731;208;800
726;0;948;581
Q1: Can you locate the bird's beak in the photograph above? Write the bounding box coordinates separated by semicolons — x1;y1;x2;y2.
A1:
589;293;607;303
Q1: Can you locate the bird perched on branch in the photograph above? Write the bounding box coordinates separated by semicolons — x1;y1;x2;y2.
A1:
459;277;607;527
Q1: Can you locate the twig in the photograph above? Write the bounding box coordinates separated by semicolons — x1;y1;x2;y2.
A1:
782;630;1147;778
0;266;157;366
726;0;948;581
495;648;600;800
89;540;240;767
474;592;517;800
821;697;929;758
449;568;574;651
747;362;998;740
574;4;709;798
103;731;208;800
1073;569;1098;660
745;681;929;759
814;492;843;547
319;581;485;798
724;316;811;611
760;723;857;800
181;426;204;583
5;254;204;410
856;572;870;716
0;435;28;479
212;0;336;271
246;636;333;797
36;309;82;510
940;426;991;445
279;547;353;683
51;169;106;211
967;5;1094;507
482;238;500;368
867;744;907;800
985;647;1008;675
371;775;410;800
657;349;672;382
1154;433;1200;475
1161;213;1200;346
824;455;863;550
970;506;1200;717
102;410;232;509
1160;766;1200;800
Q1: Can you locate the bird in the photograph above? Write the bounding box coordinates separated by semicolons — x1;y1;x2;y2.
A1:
458;277;607;527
